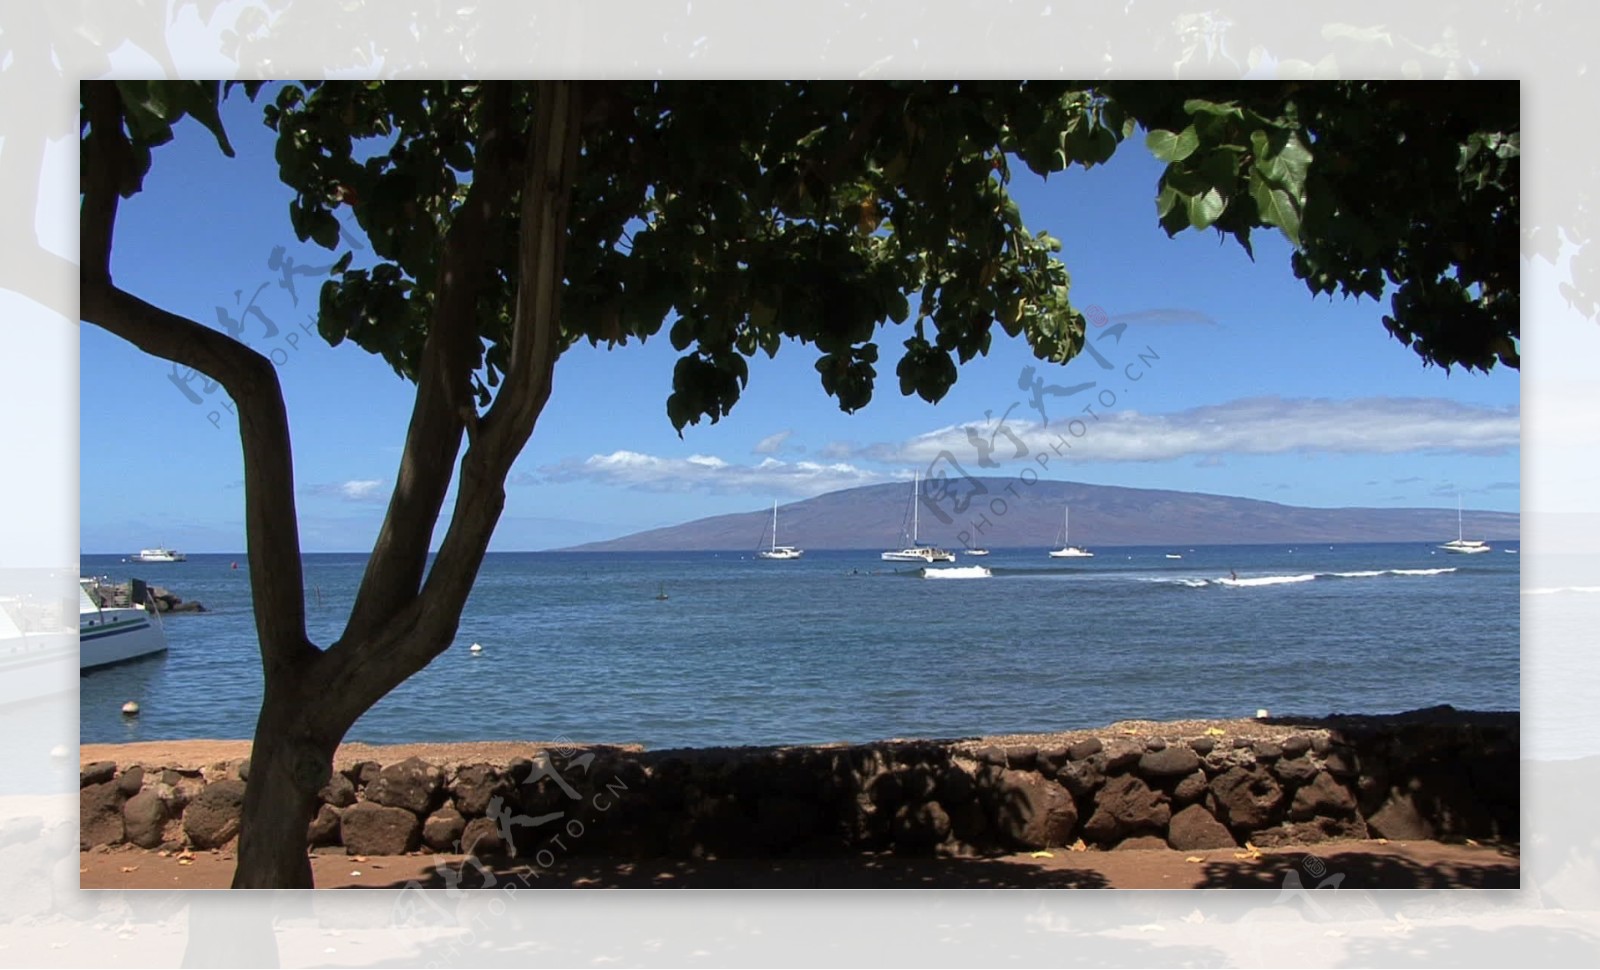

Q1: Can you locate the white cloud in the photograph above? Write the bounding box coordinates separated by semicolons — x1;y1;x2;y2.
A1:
538;450;883;494
851;396;1519;467
752;429;794;455
306;479;388;502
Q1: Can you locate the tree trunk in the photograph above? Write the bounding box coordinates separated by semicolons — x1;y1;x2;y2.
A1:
231;683;338;889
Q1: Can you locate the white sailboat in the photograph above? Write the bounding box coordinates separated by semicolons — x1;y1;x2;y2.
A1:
130;546;186;562
1048;505;1094;558
882;471;956;563
1438;495;1490;554
80;579;169;670
756;500;803;560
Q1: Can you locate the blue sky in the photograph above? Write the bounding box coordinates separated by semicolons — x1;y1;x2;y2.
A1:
80;86;1520;554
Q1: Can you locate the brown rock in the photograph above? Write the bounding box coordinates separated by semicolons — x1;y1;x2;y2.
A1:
81;762;116;788
80;781;125;848
1167;804;1236;850
1067;739;1102;761
1083;774;1171;845
1271;756;1321;785
450;764;507;818
307;804;342;847
1102;740;1143;772
1209;767;1284;831
1366;792;1435;841
1054;758;1103;797
893;801;953;852
1289;772;1356;821
1138;746;1200;778
340;802;421;856
343;760;382;788
461;817;507;859
183;779;247;849
1281;734;1312;757
1037;746;1070;774
992;770;1077;849
319;772;357;808
1115;835;1171;851
366;757;445;815
122;790;168;849
422;807;467;852
1173;770;1209;805
1004;746;1038;771
973;746;1007;767
1253;741;1283;761
116;766;145;797
1188;737;1216;756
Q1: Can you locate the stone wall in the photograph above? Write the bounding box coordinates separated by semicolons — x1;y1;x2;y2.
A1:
79;707;1517;860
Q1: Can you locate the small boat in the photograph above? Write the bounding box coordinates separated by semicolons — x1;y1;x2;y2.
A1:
130;546;186;563
1166;553;1183;559
1438;496;1491;554
756;501;803;560
653;582;669;601
1048;506;1094;558
966;548;991;557
80;578;168;670
882;471;956;563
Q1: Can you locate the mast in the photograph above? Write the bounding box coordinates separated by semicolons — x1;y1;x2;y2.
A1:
1458;494;1464;542
772;500;779;551
912;470;920;545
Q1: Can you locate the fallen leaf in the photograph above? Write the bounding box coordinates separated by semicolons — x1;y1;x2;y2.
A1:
1466;838;1480;847
1205;727;1225;736
1234;842;1262;861
80;867;88;874
177;859;194;866
1069;839;1087;852
350;870;362;876
1029;851;1054;859
352;855;369;863
1376;838;1389;845
120;866;139;873
1185;856;1205;863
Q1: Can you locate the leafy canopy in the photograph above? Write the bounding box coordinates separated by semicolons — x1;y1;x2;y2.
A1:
97;80;1518;435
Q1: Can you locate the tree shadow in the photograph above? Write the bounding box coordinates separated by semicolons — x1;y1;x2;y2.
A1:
1195;846;1519;890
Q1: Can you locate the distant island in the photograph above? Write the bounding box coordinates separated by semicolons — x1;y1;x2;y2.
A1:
557;479;1521;552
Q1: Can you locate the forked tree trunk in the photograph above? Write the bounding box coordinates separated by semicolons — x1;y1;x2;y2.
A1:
231;679;340;889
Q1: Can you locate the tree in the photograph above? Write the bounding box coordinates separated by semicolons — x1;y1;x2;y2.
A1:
78;79;1518;887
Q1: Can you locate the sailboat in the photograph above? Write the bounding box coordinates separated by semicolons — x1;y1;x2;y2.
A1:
756;500;804;560
1048;505;1094;558
882;471;956;562
1438;495;1491;554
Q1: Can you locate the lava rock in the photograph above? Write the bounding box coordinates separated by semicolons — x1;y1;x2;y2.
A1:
422;808;467;853
451;764;507;818
1253;741;1283;762
1173;770;1210;805
1082;774;1170;845
893;801;952;853
1289;772;1356;820
1209;767;1284;831
121;791;168;849
1366;792;1436;841
306;804;343;847
1137;746;1201;778
1167;804;1237;850
461;816;507;859
1188;737;1216;756
319;772;357;808
116;766;145;797
1067;739;1102;762
1004;746;1038;771
1271;756;1321;785
1281;735;1312;757
366;757;445;815
340;802;421;856
183;779;246;850
991;770;1077;849
81;762;116;788
80;781;125;848
1101;740;1144;773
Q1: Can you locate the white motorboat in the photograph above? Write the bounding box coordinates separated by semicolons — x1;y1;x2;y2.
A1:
882;471;955;562
1438;496;1491;554
756;500;804;560
130;547;186;563
80;579;168;670
1048;506;1094;558
966;549;991;557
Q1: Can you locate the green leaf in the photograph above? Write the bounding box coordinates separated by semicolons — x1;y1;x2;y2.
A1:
1146;125;1199;163
1187;187;1226;230
1250;176;1302;247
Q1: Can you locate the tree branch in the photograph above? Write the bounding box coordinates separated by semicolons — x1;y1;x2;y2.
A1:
80;89;315;678
339;81;521;643
315;81;583;723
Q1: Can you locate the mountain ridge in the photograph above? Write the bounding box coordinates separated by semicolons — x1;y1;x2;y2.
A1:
557;478;1520;552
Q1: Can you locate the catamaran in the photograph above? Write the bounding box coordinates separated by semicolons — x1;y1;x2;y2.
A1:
882;472;955;563
756;500;804;560
1048;505;1094;558
1438;495;1490;554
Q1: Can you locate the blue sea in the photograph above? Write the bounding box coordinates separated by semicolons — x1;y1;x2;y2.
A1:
79;543;1521;749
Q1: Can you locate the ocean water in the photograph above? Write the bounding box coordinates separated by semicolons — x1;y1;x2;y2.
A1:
79;543;1521;749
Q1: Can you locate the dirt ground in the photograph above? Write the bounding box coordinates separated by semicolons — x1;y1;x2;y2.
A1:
81;838;1518;890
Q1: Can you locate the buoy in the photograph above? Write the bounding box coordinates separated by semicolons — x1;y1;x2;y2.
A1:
231;561;238;569
121;701;141;716
1255;708;1270;719
470;642;483;654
